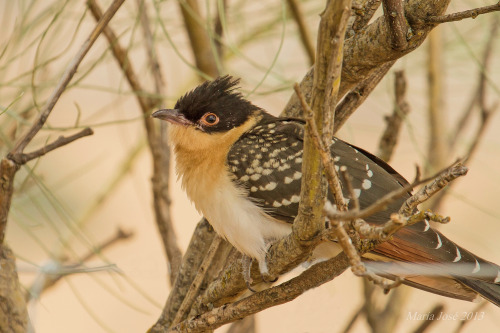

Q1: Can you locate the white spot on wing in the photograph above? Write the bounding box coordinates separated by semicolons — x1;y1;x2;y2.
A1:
250;174;261;181
290;195;300;203
284;176;293;184
434;233;442;249
293;171;302;180
472;259;480;274
265;182;277;191
453;247;461;262
240;175;249;182
272;201;282;207
282;199;291;206
362;179;372;190
367;170;373;178
424;219;430;232
354;189;361;198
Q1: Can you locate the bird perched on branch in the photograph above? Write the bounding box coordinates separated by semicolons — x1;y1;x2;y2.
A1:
152;75;500;306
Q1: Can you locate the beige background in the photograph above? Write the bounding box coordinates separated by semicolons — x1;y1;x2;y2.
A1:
2;1;500;332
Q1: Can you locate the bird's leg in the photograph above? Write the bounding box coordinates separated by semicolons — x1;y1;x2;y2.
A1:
241;255;256;292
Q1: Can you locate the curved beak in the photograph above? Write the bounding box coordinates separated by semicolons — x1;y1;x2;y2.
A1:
151;109;193;126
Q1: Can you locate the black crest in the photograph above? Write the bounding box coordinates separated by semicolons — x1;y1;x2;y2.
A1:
175;75;262;132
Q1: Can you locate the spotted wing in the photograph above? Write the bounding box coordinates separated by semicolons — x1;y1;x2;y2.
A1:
227;119;305;223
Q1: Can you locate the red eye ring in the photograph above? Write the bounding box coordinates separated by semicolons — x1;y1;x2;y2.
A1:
200;112;219;126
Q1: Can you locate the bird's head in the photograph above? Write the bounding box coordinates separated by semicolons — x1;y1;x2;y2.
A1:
152;75;261;133
152;76;264;152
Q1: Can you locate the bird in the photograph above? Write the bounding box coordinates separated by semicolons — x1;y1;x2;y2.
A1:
152;75;500;306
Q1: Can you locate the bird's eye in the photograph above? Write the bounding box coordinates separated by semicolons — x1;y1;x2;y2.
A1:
200;113;219;126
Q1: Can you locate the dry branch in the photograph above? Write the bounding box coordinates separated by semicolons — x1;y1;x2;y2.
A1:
0;1;126;331
88;0;182;283
426;2;500;24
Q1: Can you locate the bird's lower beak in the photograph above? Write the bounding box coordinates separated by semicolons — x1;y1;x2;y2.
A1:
151;109;193;126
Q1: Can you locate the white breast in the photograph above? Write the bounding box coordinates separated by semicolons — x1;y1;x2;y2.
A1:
169;121;291;264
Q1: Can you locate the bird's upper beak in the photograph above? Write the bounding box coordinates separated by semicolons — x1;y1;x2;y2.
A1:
151;109;193;126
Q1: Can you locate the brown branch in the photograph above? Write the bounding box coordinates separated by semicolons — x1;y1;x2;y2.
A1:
377;70;410;162
426;3;500;24
284;0;452;120
88;0;183;284
171;236;223;326
136;0;182;284
286;0;315;65
165;254;351;333
294;0;351;242
8;128;93;165
399;162;468;216
151;219;216;330
382;0;410;50
0;246;29;333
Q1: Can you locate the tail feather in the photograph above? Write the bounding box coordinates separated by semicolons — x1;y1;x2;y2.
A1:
458;278;500;307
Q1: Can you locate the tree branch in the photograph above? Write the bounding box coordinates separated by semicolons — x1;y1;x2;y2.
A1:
10;0;125;156
426;2;500;24
8;128;93;165
88;0;183;284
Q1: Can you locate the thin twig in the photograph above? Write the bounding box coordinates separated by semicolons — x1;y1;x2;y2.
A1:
9;128;93;165
10;0;125;156
399;162;468;216
426;3;500;24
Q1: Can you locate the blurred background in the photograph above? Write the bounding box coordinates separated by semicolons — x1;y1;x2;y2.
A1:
1;0;499;332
